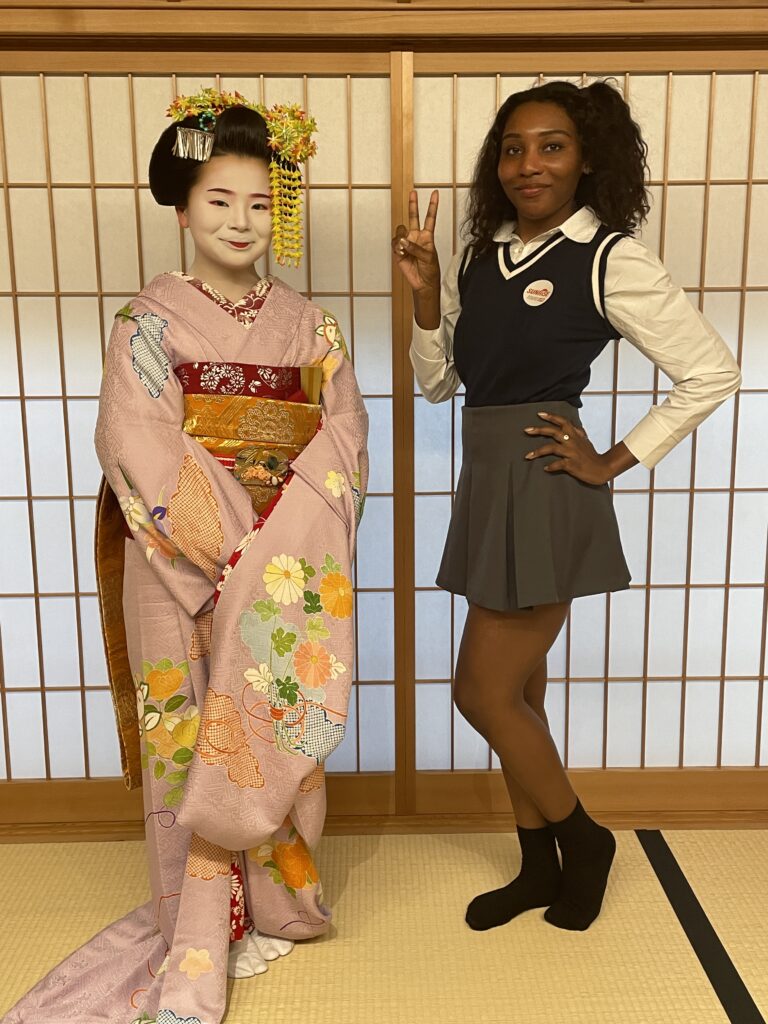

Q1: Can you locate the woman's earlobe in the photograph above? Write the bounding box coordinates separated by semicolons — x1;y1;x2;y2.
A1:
175;206;189;228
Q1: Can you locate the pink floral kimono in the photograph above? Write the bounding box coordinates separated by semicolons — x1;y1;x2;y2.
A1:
4;272;368;1024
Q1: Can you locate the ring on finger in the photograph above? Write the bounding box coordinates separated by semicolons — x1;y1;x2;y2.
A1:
561;433;570;442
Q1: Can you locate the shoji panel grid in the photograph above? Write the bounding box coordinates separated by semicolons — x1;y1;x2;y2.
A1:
413;71;768;771
0;73;395;779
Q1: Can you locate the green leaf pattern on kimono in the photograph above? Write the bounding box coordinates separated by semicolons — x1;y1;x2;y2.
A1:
136;659;198;805
239;551;350;763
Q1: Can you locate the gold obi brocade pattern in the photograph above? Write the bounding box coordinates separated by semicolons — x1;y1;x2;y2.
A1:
183;393;322;514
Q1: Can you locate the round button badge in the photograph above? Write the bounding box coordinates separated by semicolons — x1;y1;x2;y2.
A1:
523;279;554;306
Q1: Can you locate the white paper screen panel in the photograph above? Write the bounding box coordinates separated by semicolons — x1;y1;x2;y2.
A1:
0;73;394;779
412;71;767;771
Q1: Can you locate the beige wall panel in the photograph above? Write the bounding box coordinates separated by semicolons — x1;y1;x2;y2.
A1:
80;595;108;685
74;499;98;589
44;76;91;184
651;493;691;585
0;299;19;395
746;184;767;288
26;400;68;496
308;188;349;292
685;588;725;677
175;76;217;98
663;185;705;286
617;331;655;391
262;76;303;107
413;77;452;184
273;253;308;295
648;589;685;678
6;693;45;778
17;297;59;394
607;588;647;678
499;75;539;100
8;188;54;292
456;77;497;184
33;499;75;590
0;505;34;593
567;681;603;767
752;73;768;179
734;394;763;488
350;78;390;185
667;74;710;181
0;199;11;290
218;78;264;103
725;589;764;676
644;681;682;767
60;298;103;396
52;188;98;291
730;493;768;586
139;192;181;283
132;76;175;185
710;73;753;180
722;680;760;766
88;77;134;184
0;400;26;494
568;593;606;678
351;188;390;291
85;691;123;776
1;75;46;183
606;681;643;768
305;78;347;185
741;291;768;387
626;75;668;183
68;399;101;494
45;691;86;778
94;188;140;292
689;492;729;584
40;596;79;686
0;599;38;682
684;684;720;765
352;295;391;394
704;184;746;287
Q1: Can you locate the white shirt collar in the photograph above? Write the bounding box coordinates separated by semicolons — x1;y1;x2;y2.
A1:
492;205;601;246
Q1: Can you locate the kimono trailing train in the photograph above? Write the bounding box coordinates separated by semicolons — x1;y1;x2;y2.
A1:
4;272;368;1024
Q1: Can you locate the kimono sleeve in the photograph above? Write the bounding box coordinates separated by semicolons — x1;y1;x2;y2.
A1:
94;306;256;619
289;308;369;549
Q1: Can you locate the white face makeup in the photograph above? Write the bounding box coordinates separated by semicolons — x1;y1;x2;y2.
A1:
176;153;272;281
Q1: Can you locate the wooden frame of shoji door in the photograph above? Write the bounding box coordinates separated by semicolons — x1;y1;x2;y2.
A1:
0;45;766;841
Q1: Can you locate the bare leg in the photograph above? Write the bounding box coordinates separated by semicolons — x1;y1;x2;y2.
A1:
456;602;616;931
501;658;550;828
454;601;576;822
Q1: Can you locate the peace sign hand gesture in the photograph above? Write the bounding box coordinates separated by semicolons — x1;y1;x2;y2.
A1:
392;189;441;297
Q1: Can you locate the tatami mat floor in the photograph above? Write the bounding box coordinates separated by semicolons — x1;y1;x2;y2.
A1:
1;831;765;1024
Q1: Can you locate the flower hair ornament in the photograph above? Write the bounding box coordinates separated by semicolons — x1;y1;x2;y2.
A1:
167;88;318;266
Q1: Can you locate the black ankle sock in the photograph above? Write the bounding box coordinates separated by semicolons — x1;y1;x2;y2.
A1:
544;799;616;932
465;825;561;931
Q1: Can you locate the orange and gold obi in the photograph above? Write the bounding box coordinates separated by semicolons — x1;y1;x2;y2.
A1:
179;364;322;513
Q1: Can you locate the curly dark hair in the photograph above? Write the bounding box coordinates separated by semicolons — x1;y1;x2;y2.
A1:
464;79;649;254
148;105;271;207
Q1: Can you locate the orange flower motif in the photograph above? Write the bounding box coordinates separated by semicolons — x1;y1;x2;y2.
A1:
271;834;319;890
319;571;353;619
146;722;178;759
294;641;332;689
146;667;184;701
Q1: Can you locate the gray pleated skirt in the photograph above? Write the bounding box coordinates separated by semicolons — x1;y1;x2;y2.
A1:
436;401;631;611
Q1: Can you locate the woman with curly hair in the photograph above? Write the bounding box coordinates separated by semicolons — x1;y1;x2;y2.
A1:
393;80;740;933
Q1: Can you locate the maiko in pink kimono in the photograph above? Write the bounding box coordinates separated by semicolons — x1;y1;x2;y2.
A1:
5;92;368;1024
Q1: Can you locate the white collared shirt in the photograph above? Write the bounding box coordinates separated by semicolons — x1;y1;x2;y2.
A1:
410;206;742;469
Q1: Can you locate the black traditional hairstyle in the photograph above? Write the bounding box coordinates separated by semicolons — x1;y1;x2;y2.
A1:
148;105;271;207
464;80;650;254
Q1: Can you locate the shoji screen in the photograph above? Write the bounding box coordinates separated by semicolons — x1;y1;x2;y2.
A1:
413;71;767;773
0;72;395;780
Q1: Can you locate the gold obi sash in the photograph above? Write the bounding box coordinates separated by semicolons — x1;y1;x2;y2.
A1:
182;391;322;514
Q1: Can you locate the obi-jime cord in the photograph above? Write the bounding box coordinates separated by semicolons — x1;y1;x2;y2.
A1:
5;91;368;1024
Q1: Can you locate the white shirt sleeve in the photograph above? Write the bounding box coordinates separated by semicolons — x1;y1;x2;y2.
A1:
604;236;742;470
408;252;464;404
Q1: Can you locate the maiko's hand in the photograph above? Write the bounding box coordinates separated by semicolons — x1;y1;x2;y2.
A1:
392;189;441;296
523;411;611;486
